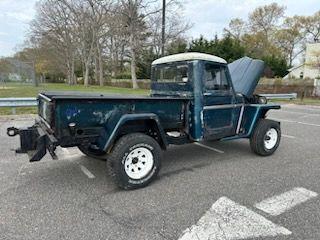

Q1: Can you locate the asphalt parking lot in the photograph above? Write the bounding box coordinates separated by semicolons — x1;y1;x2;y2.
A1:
0;104;320;240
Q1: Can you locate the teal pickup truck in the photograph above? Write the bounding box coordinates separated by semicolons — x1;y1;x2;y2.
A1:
7;53;281;189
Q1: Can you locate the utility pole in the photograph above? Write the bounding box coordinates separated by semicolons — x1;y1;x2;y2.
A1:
161;0;166;56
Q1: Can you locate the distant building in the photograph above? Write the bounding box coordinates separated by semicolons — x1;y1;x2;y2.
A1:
284;43;320;79
8;73;22;81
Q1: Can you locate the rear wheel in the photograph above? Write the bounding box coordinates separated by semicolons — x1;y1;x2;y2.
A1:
250;119;281;156
78;145;107;160
107;133;162;190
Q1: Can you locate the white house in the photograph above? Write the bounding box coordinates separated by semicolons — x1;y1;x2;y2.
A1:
284;43;320;79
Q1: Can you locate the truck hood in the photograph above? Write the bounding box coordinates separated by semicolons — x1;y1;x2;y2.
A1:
228;56;265;97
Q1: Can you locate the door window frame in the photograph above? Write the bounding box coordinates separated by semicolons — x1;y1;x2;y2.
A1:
202;62;235;96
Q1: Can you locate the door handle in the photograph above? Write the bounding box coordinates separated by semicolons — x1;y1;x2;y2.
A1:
204;93;213;96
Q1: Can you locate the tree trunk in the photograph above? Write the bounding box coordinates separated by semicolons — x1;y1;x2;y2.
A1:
94;54;99;84
110;36;116;78
129;35;139;89
119;44;125;72
67;60;72;85
97;40;104;86
120;44;125;72
73;73;77;85
84;60;90;87
113;50;119;78
71;56;75;85
82;60;86;84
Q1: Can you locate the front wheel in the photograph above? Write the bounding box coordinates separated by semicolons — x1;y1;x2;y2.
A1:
250;119;281;156
107;133;162;190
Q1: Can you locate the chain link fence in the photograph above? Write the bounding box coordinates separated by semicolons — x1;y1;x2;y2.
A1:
0;58;37;88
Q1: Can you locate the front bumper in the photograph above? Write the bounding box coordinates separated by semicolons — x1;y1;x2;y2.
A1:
7;122;58;162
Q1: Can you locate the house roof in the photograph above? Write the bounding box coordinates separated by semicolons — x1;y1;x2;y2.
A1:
152;52;227;65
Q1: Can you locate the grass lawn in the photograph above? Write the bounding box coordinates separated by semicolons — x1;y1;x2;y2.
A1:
0;82;149;115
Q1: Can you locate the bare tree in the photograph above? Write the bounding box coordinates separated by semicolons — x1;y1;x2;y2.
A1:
105;9;128;78
28;0;190;87
224;18;247;40
275;16;305;66
60;0;100;86
118;0;152;89
30;0;78;84
248;3;286;41
299;11;320;43
147;0;190;56
224;3;286;59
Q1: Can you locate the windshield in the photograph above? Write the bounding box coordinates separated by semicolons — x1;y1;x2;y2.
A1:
153;63;189;83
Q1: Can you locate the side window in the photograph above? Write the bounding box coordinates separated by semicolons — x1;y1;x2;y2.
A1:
204;63;230;91
176;65;188;82
154;63;189;83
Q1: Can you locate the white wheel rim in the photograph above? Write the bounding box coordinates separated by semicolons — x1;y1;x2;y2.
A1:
264;128;278;150
124;147;154;180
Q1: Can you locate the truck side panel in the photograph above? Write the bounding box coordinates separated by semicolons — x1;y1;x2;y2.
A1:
53;98;189;147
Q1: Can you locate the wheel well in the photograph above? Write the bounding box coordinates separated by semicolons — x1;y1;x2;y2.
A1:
115;119;167;149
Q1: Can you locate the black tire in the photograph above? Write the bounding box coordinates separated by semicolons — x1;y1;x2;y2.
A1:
107;133;162;190
250;119;281;156
78;145;107;160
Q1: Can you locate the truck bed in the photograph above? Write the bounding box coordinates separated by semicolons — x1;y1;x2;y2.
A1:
38;91;191;146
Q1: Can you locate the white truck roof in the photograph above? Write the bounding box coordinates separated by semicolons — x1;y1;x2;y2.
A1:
152;52;227;65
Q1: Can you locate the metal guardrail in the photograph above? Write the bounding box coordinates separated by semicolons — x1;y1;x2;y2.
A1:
0;98;38;114
0;93;298;115
259;93;297;100
0;98;38;107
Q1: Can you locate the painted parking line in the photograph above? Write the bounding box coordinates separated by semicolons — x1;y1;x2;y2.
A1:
272;118;320;127
280;110;320;117
282;105;320;112
80;165;96;179
255;187;318;216
178;197;291;240
193;142;224;154
282;134;296;139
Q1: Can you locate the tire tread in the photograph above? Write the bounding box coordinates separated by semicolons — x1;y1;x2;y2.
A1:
250;119;281;156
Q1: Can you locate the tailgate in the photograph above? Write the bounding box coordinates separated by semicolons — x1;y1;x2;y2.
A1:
38;93;54;127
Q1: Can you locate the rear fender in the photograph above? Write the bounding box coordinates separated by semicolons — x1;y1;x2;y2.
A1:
101;113;168;152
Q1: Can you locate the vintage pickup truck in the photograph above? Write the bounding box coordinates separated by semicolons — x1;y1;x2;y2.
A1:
7;53;281;189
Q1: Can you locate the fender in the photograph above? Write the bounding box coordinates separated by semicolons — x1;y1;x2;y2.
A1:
222;103;280;141
245;104;281;137
101;113;168;152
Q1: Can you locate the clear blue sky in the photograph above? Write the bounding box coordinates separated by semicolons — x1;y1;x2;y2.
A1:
0;0;319;57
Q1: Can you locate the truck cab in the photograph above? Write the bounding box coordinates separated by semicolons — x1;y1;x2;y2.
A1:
7;53;281;190
151;53;278;142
